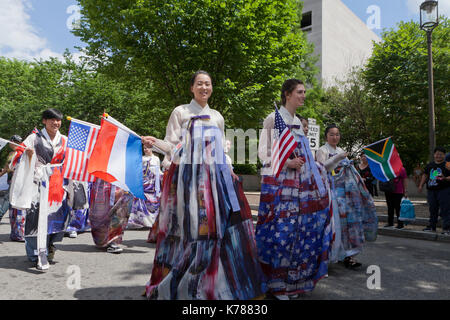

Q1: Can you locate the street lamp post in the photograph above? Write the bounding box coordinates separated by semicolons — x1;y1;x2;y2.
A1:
420;1;439;161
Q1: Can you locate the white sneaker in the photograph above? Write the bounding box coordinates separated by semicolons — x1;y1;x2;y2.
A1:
275;295;289;300
107;243;123;254
69;231;78;238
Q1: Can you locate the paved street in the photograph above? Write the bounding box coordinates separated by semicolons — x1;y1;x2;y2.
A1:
1;211;449;300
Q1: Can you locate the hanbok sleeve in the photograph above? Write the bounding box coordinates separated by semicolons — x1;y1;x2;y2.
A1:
152;107;182;157
316;146;347;172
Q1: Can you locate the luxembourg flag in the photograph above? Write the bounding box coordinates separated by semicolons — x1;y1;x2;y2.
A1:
87;114;145;199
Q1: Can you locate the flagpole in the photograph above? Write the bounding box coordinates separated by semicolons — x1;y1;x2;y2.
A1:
0;138;25;149
102;114;141;139
67;116;101;129
362;136;392;149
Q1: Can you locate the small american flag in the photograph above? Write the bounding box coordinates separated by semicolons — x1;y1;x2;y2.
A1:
271;107;298;178
63;118;100;182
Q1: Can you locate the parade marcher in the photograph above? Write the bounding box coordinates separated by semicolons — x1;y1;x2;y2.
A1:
9;109;70;270
88;178;133;253
142;70;267;300
256;79;332;300
127;145;161;230
66;180;91;238
0;135;22;223
316;124;378;270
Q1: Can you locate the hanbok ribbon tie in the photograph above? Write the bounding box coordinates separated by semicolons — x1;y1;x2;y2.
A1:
287;125;301;130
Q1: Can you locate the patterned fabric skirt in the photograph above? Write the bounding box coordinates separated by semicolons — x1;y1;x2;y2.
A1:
9;208;26;241
89;179;133;247
329;160;378;262
66;208;90;233
256;163;332;296
127;171;160;229
145;162;267;300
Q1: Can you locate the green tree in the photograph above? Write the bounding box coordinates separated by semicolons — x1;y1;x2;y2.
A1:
363;18;450;171
73;0;319;133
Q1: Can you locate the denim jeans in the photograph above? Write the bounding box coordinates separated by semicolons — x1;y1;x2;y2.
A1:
427;187;450;230
25;232;64;262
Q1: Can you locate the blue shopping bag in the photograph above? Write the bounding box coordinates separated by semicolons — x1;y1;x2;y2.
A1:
399;197;415;224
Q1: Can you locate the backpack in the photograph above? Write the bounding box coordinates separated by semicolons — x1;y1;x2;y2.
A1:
379;179;395;193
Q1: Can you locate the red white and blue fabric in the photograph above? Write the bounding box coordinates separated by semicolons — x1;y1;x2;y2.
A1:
87;115;145;199
63;119;100;182
271;107;298;178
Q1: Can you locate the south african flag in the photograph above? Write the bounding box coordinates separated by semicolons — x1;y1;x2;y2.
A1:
363;137;403;182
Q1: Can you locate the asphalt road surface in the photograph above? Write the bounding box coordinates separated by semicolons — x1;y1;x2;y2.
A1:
1;215;449;300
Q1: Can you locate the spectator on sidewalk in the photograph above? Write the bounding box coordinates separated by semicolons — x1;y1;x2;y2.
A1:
412;163;424;189
419;147;450;235
383;166;408;229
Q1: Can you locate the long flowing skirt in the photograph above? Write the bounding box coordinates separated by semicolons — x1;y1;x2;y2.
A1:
89;179;132;247
9;208;26;241
145;161;267;300
127;170;160;229
66;208;90;233
329;160;378;262
256;161;332;296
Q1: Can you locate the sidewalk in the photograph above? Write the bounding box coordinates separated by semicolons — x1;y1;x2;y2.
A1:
244;192;450;243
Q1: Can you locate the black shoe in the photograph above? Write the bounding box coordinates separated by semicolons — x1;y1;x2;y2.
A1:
423;226;436;232
384;224;394;228
343;257;362;270
396;225;404;229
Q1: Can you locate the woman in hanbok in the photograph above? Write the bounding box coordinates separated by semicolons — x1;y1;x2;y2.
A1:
256;79;332;300
316;124;378;269
89;178;133;253
127;146;161;230
9;109;70;271
141;70;267;300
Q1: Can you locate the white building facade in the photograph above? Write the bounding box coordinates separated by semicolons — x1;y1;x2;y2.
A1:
301;0;381;86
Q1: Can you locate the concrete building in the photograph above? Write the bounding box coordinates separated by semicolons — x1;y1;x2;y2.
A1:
301;0;381;86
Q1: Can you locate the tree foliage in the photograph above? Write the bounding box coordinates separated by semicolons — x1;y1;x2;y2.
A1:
363;18;449;169
73;0;319;132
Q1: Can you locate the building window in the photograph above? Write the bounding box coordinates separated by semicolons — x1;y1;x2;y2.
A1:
301;11;312;30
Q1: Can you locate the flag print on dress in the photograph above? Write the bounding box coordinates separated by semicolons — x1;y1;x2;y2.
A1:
271;106;298;178
363;137;403;182
63;118;100;182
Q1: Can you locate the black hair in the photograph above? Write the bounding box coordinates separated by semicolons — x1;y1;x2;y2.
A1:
434;146;446;154
42;108;63;120
10;135;22;143
324;123;340;138
190;70;212;87
281;79;304;105
296;114;307;122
